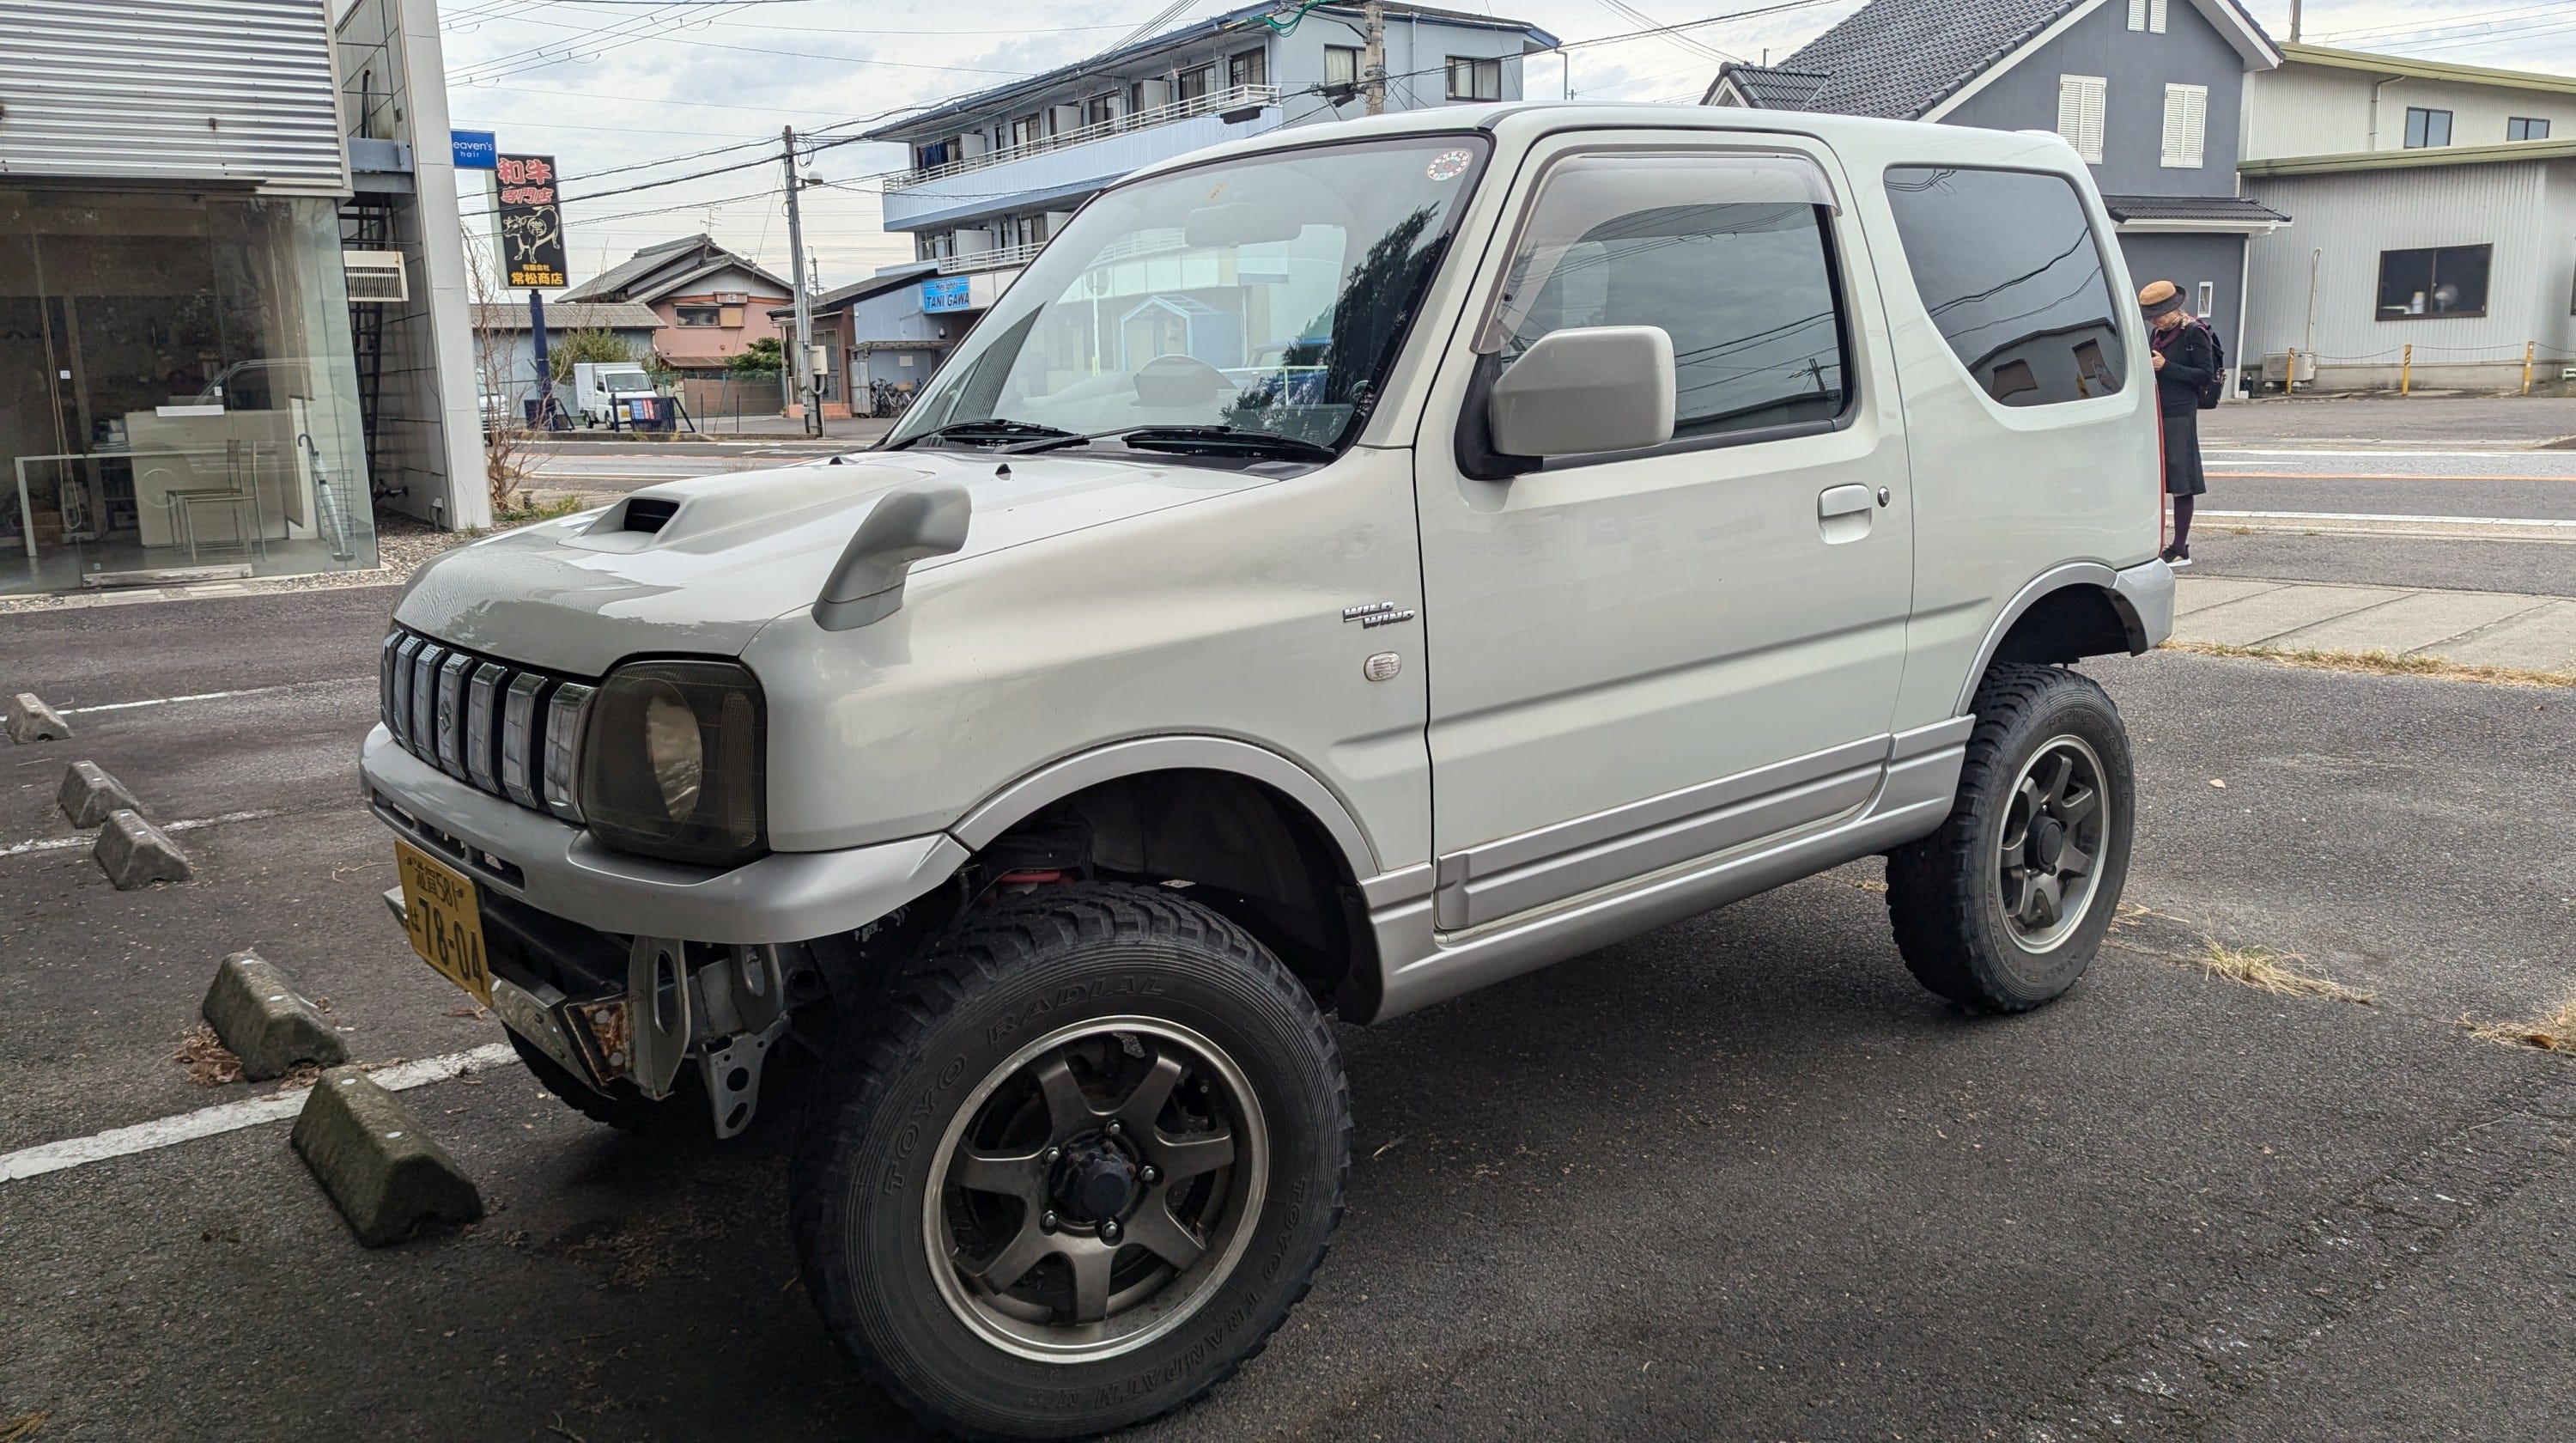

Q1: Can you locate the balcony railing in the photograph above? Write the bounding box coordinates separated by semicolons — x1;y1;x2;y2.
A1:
935;226;1206;276
936;239;1048;274
890;84;1281;192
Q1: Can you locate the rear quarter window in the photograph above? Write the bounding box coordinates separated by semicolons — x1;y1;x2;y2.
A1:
1881;166;2127;407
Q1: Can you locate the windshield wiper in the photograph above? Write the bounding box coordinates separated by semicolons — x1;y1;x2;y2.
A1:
885;418;1077;450
1001;425;1336;462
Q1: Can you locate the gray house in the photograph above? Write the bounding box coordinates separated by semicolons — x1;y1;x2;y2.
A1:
773;263;957;417
1709;0;2287;393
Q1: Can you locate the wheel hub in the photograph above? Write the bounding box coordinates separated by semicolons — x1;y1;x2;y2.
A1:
1052;1137;1139;1223
2026;814;2066;870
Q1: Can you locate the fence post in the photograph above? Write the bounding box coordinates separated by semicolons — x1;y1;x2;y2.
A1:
2400;344;2412;396
2285;346;2298;396
2524;341;2536;395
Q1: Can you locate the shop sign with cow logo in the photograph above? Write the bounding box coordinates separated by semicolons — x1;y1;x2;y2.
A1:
496;154;568;289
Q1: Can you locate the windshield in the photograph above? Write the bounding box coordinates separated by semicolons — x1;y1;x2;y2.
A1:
599;368;653;393
888;135;1489;455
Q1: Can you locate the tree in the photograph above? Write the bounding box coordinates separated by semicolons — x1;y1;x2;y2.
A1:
546;326;643;384
729;335;786;375
463;223;537;518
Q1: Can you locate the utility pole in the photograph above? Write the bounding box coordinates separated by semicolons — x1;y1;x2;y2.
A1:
782;125;819;436
1362;0;1385;116
2288;0;2300;43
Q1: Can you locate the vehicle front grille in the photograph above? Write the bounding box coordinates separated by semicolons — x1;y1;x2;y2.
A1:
380;627;594;822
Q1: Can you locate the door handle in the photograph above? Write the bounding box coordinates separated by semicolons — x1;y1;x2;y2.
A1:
1817;484;1874;519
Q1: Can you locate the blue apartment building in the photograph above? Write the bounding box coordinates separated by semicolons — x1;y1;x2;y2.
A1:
844;3;1553;361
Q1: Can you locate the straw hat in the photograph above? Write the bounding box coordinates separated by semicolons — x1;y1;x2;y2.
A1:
2137;279;2185;317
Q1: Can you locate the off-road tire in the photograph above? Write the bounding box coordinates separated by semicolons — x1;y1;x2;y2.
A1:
790;881;1350;1440
1886;663;2136;1012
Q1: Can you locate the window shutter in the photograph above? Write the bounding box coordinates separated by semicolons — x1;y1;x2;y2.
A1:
2162;83;2207;167
2127;0;2148;30
2060;75;2105;164
2149;0;2167;32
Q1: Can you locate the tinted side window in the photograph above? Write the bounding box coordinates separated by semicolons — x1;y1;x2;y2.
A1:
1882;166;2127;406
1492;152;1850;443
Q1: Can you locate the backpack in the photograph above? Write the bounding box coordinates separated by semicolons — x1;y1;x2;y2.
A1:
2194;320;2226;410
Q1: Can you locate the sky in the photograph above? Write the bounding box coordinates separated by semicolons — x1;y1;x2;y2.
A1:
426;0;2576;289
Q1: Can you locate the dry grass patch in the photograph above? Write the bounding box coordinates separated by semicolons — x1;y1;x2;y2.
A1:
173;1023;242;1087
2186;941;2377;1005
2161;641;2574;691
2462;995;2576;1054
1;1413;48;1443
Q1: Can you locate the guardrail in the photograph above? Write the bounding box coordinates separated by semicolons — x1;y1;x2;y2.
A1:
888;85;1281;192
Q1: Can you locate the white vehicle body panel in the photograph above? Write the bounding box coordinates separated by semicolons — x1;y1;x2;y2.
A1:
368;101;2169;1025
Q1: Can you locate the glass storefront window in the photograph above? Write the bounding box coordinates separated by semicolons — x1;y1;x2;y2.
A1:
0;189;377;594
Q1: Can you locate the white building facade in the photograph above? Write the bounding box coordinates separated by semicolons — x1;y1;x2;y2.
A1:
2241;44;2576;391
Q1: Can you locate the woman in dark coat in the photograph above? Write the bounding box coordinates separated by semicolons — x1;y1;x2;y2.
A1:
2140;279;2215;568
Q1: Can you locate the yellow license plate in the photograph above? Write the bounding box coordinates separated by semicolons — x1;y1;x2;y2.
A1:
395;838;493;1006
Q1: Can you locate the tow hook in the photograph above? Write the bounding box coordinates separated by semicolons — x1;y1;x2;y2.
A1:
700;1014;791;1139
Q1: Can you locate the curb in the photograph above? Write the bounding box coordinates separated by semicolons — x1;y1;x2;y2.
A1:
201;951;349;1080
291;1066;483;1247
57;760;143;828
7;692;71;742
93;808;191;888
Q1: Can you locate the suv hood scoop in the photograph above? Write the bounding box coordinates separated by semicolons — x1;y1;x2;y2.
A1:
392;450;1278;674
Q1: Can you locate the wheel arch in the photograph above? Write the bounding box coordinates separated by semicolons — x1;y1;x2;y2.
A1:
1954;563;2154;715
952;738;1388;1013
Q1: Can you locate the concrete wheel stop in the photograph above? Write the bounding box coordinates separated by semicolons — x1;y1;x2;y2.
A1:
92;808;191;888
202;951;349;1080
58;760;143;828
292;1066;484;1247
7;692;71;742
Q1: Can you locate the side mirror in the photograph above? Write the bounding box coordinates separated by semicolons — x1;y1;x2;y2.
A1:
1485;326;1676;460
812;478;971;631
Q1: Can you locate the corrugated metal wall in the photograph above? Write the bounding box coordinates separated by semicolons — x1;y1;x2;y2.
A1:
2245;158;2576;389
0;0;349;196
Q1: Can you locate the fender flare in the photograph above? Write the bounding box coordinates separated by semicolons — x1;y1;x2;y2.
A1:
951;735;1386;883
1954;562;2156;715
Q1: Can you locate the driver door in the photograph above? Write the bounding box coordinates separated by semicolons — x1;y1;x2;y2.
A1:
1413;136;1916;930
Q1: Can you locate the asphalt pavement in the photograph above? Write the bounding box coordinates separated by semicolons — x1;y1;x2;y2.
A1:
3;581;2572;1442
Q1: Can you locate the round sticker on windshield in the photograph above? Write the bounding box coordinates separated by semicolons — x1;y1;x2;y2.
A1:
1425;149;1473;182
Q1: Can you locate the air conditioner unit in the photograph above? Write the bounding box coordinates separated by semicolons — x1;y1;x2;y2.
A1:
2261;351;2315;386
343;250;408;303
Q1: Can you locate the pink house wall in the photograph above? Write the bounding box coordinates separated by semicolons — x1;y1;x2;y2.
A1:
647;265;791;368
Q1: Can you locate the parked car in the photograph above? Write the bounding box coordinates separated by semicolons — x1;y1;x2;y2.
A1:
364;102;2170;1440
568;361;659;428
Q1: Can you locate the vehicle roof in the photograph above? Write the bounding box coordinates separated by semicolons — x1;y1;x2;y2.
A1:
1117;100;2086;186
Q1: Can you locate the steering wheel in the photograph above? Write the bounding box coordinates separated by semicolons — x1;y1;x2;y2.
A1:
1133;352;1232;408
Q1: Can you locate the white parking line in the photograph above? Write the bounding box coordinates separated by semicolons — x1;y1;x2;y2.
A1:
0;1042;519;1184
2205;448;2576;460
0;809;279;858
57;676;367;715
2202;509;2576;528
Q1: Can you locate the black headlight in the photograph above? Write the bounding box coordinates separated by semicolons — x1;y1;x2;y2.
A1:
577;660;766;868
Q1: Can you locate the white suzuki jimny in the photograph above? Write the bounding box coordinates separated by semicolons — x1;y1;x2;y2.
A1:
368;103;2171;1438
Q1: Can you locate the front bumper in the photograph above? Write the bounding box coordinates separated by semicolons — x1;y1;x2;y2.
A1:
361;725;966;945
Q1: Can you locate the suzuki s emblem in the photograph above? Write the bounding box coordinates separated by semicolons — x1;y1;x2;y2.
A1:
1363;652;1401;682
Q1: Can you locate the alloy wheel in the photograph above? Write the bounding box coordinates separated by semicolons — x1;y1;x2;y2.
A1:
1994;734;2111;953
922;1016;1268;1363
